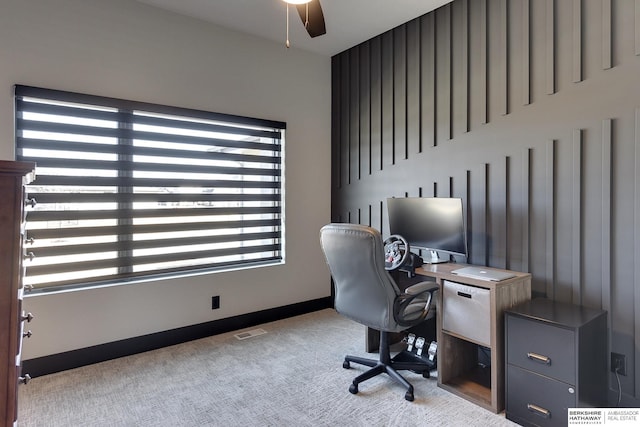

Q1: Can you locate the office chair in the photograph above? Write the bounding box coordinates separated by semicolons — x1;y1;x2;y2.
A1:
319;223;438;401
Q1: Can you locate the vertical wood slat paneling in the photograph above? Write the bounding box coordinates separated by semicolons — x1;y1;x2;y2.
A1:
330;2;640;403
522;148;531;273
572;0;582;83
488;157;508;269
601;120;613;388
500;0;508;116
466;170;473;262
480;0;488;123
522;0;530;105
436;4;452;142
504;156;511;269
602;119;612;316
349;50;360;181
406;19;420;155
483;163;490;266
463;171;470;263
546;0;556;95
635;108;640;397
420;13;436;150
546;139;557;298
359;43;371;176
330;57;341;191
370;38;382;171
602;0;612;70
449;176;455;198
447;4;453;140
636;0;640;56
572;129;583;304
461;0;470;132
394;26;407;160
381;31;394;167
339;53;350;187
469;165;489;265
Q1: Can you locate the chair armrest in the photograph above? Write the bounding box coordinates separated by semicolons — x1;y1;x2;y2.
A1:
393;282;438;327
404;281;439;297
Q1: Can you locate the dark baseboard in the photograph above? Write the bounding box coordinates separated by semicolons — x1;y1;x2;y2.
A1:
23;296;333;377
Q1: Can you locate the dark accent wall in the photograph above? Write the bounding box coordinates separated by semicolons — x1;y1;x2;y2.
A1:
331;0;640;405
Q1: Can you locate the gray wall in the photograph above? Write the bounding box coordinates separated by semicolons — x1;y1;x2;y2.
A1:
331;0;640;405
1;0;331;360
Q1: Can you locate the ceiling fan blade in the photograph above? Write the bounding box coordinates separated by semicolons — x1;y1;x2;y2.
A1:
296;0;326;38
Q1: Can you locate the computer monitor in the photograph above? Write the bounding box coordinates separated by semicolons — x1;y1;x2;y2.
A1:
387;197;467;264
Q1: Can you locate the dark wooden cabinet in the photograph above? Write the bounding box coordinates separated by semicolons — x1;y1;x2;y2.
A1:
505;298;607;427
0;160;36;427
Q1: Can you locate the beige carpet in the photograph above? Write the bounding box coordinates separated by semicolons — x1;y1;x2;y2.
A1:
19;309;518;426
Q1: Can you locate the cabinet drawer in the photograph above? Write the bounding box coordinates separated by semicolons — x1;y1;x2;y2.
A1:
506;314;575;384
442;280;490;346
506;364;576;427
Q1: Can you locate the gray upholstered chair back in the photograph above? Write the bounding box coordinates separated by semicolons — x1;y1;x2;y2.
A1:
319;223;405;332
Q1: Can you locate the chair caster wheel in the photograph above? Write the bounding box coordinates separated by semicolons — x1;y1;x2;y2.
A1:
343;360;351;369
422;370;430;379
349;383;358;394
405;390;414;402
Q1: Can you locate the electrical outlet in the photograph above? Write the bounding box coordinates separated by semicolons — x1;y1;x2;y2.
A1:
611;352;627;376
211;295;220;310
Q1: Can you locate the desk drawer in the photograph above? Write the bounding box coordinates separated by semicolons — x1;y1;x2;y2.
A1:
442;280;490;346
506;314;575;384
506;364;576;427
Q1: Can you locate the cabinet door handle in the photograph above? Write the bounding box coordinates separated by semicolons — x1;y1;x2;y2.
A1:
527;352;551;365
527;403;551;418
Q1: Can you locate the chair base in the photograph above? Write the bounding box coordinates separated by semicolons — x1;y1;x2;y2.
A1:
342;331;434;401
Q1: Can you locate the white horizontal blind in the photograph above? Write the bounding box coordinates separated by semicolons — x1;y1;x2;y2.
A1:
15;85;285;290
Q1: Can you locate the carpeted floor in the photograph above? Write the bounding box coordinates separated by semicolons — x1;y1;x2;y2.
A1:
19;309;518;426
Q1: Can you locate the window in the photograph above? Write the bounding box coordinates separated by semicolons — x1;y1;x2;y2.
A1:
15;85;285;291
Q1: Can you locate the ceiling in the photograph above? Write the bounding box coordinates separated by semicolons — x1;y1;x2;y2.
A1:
135;0;453;56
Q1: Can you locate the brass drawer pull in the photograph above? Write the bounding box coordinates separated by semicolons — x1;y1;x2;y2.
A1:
527;352;551;365
527;403;551;418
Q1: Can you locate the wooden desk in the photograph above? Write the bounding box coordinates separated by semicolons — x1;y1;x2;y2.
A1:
415;263;531;413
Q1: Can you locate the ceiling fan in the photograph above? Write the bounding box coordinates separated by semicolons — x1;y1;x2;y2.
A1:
283;0;327;47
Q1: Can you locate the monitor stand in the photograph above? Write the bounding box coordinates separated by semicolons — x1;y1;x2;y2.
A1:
423;250;448;264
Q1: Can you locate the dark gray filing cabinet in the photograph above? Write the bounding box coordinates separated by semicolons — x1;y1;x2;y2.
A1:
505;298;607;427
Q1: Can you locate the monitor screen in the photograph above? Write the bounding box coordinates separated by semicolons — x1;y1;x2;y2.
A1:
387;197;467;263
